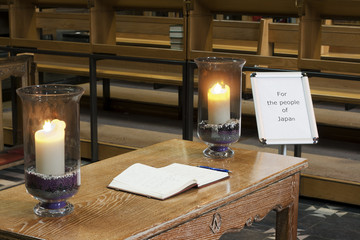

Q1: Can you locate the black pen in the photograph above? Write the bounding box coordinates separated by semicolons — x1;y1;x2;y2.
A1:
198;166;232;173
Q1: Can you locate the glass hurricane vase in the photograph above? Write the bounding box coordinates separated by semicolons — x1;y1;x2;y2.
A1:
17;84;84;217
195;57;246;159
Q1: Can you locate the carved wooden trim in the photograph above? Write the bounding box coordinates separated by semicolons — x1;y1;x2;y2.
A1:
209;212;221;234
149;174;299;239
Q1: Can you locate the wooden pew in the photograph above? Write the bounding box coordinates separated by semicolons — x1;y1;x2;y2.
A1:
36;11;90;39
17;6;360;109
188;0;360;108
298;1;360;106
268;22;298;56
13;7;185;100
32;7;187;96
3;0;188;161
4;0;360;120
213;19;360;60
240;20;360;106
116;15;183;48
34;11;185;86
35;55;184;86
36;11;184;48
308;77;360;105
212;20;260;53
322;24;360;60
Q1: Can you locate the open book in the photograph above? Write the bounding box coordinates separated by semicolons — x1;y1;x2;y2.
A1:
108;163;229;200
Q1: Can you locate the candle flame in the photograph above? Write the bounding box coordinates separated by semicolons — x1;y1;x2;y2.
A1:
210;82;227;94
43;121;52;132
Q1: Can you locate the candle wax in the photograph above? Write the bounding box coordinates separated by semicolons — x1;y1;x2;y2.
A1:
35;119;66;175
208;82;231;124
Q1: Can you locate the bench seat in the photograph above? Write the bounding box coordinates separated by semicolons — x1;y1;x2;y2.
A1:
36;56;184;86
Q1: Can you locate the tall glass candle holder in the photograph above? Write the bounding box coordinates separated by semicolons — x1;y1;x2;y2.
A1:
17;84;84;217
195;57;246;159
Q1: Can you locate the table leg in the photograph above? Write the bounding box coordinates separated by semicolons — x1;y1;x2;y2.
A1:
276;173;300;240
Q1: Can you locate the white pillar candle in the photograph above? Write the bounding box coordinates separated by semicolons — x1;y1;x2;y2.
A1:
207;82;231;124
35;119;66;175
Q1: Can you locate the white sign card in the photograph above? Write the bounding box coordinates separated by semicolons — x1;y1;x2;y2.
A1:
250;72;318;145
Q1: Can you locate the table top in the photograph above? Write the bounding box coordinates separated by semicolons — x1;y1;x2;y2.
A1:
0;139;308;240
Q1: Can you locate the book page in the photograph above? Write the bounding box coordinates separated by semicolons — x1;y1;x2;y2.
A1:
108;163;197;200
160;163;229;187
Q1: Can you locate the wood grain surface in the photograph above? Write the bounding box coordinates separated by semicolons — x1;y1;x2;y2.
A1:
0;139;307;240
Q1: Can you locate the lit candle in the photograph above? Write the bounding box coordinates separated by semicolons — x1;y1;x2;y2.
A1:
35;119;66;175
207;82;230;124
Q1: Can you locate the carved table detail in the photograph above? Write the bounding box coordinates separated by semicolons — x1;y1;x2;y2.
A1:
210;212;222;234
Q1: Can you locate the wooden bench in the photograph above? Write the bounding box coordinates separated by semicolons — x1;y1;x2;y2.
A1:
35;12;360;111
35;55;184;86
36;11;184;47
3;1;360;140
187;0;360;107
241;20;360;106
31;9;188;122
213;19;299;57
322;23;360;60
32;2;360;109
212;20;260;53
34;9;186;82
2;0;188;161
115;15;183;49
309;77;360;106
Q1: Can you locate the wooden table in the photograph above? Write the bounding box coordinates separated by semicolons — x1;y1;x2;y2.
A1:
0;139;308;240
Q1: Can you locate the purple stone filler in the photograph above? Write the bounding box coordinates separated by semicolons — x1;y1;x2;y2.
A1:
198;119;240;145
25;166;80;207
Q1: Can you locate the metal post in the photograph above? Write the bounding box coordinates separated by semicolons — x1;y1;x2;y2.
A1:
9;51;18;146
278;145;287;155
182;61;194;140
294;144;302;157
11;77;18;145
89;56;98;161
102;78;111;110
